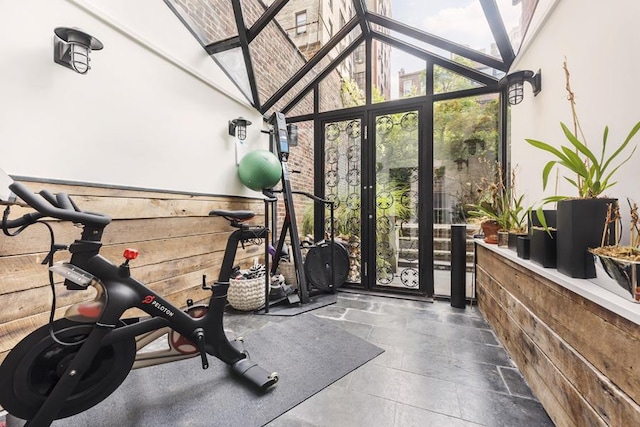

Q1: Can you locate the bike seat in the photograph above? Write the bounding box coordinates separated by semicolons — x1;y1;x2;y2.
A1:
209;209;255;221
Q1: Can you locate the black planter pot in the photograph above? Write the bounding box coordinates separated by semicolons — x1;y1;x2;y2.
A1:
530;228;557;268
516;236;531;259
529;209;557;229
556;198;616;279
508;232;527;250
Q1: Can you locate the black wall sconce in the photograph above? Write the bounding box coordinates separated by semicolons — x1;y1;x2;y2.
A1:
500;69;541;105
54;27;103;74
464;138;485;156
454;157;469;171
229;117;252;141
287;123;298;147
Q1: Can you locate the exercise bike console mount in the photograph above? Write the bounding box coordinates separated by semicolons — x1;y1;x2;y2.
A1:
49;262;96;289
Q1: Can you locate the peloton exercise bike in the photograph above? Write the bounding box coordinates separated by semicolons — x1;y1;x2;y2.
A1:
0;171;278;426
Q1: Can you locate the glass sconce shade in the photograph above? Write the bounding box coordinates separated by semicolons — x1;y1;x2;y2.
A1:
54;27;103;75
499;69;541;105
508;81;524;105
229;117;252;141
69;43;90;74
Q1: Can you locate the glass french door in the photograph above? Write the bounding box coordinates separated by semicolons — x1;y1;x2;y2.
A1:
432;93;500;298
370;109;424;293
321;117;363;286
320;108;427;294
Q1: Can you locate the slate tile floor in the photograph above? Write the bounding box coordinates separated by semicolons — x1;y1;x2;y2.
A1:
0;292;554;427
261;292;554;427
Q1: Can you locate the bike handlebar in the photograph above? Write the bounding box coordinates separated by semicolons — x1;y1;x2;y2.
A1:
5;181;111;228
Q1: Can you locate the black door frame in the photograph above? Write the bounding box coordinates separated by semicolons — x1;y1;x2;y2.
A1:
315;100;434;296
366;102;433;296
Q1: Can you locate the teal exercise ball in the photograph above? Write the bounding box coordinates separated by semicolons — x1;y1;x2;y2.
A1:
238;150;282;191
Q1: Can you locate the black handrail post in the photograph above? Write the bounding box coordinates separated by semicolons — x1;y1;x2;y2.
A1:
451;224;466;308
264;197;270;313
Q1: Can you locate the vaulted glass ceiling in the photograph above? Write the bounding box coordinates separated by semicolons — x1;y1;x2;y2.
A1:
164;0;538;116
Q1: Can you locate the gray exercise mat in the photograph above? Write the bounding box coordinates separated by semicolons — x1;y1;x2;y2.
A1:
261;292;338;316
47;314;383;427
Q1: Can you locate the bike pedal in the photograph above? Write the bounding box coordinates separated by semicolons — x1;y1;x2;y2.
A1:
194;329;209;369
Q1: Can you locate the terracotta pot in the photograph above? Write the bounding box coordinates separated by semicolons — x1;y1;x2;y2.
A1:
481;221;501;244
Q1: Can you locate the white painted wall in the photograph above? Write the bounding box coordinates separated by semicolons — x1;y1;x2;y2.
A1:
510;0;640;238
0;0;268;196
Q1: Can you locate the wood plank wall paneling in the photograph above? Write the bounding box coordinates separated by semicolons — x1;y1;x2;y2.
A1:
475;244;640;426
0;180;266;365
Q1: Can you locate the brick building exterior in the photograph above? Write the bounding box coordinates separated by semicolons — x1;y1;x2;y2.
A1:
397;68;426;97
175;0;352;228
265;0;392;102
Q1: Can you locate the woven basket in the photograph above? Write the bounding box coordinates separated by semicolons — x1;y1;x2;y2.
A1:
227;276;266;311
277;262;298;288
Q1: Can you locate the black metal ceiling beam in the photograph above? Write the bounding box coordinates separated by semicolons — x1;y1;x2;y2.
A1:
373;31;498;86
276;33;365;116
248;0;290;43
231;0;260;107
260;16;361;114
352;0;371;37
366;11;507;72
203;0;291;55
204;36;241;55
479;0;515;67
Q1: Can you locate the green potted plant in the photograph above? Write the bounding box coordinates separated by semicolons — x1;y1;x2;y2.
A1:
466;163;527;245
525;59;640;278
505;167;529;251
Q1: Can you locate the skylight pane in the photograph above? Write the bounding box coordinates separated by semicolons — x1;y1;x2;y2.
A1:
271;0;355;58
249;20;308;106
169;0;238;46
433;65;483;94
376;40;427;103
388;29;505;79
213;48;252;101
495;0;540;53
284;91;314;117
390;0;500;59
320;55;360;113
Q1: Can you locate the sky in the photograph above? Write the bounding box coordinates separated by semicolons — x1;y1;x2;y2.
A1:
386;0;523;93
390;0;521;51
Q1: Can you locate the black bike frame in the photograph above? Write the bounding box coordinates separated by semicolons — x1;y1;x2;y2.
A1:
72;222;269;359
26;219;270;426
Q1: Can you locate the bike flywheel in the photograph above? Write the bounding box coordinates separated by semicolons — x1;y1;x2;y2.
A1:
0;318;136;420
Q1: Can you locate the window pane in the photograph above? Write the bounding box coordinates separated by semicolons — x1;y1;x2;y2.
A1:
296;11;307;34
379;40;427;103
495;0;540;53
433;94;500;297
388;0;500;58
168;0;237;45
433;65;484;94
213;47;252;101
